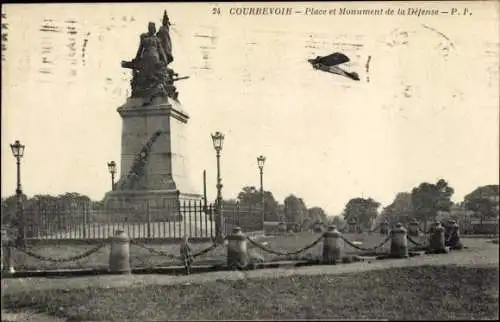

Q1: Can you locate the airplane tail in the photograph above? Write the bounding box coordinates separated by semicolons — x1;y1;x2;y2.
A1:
347;71;360;81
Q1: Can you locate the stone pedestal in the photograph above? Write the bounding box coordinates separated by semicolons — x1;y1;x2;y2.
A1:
104;96;202;213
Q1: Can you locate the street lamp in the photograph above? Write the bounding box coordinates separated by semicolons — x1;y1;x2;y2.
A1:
10;140;25;247
211;131;224;242
107;161;117;191
257;155;266;230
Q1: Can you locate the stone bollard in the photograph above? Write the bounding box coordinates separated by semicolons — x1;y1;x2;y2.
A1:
447;220;463;250
1;241;16;275
322;225;343;264
389;223;409;258
444;222;452;244
348;220;357;233
407;219;419;237
278;222;287;235
380;221;389;235
227;227;249;270
108;230;131;274
313;221;324;233
428;222;448;254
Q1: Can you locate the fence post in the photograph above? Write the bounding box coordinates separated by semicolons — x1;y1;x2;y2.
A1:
215;200;225;244
389;223;409;258
210;204;215;239
146;200;151;239
193;200;199;238
203;170;208;213
322;225;342;264
202;200;208;238
86;202;91;238
188;200;193;238
227;227;248;269
108;230;131;274
181;199;186;239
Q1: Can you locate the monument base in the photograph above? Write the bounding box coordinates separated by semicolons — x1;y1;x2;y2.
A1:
103;189;203;222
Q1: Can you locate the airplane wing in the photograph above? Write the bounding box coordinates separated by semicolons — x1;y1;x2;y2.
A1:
315;64;360;81
317;52;350;66
322;65;346;75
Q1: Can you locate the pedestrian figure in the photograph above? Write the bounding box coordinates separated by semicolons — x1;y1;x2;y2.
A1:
180;235;193;275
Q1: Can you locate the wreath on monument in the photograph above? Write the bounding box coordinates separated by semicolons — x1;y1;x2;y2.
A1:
117;130;163;190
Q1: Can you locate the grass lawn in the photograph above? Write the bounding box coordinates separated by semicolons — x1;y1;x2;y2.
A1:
2;265;498;320
8;232;432;271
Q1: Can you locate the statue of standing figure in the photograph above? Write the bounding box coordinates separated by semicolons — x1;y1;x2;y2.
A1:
122;10;183;103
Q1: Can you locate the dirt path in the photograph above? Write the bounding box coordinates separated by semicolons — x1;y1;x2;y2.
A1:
1;310;66;322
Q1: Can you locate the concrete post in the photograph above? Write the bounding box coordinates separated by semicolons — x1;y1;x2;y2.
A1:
428;222;448;254
349;219;356;233
408;219;420;237
1;242;16;275
444;222;452;245
278;222;287;235
322;225;343;264
380;221;389;235
226;227;248;269
108;230;131;274
447;220;463;250
389;223;409;258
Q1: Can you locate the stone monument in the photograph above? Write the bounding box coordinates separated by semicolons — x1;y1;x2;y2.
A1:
104;10;201;218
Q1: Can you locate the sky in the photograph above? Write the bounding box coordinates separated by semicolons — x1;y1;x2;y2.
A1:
1;2;499;215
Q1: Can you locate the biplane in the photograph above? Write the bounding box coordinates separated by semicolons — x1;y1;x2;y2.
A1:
308;52;360;81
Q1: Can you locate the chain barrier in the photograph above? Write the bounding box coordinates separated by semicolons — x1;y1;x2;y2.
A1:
340;235;391;252
418;226;430;234
184;240;224;273
352;224;381;234
336;225;380;234
246;235;323;257
414;226;453;243
367;224;380;233
191;241;220;258
129;238;224;274
406;235;427;247
130;240;179;259
16;242;106;263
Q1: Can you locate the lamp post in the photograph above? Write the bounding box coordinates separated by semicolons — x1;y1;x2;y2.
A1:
211;131;224;242
10;140;25;247
107;161;117;191
257;155;266;230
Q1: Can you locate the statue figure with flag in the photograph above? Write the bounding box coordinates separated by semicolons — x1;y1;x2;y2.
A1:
121;10;188;104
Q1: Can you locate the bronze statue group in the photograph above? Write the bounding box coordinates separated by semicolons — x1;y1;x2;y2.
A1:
122;10;180;104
